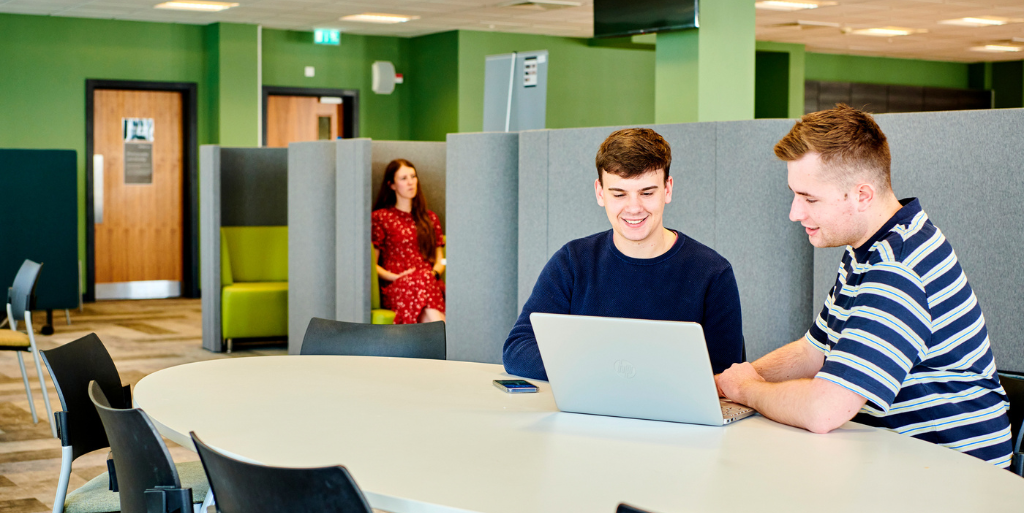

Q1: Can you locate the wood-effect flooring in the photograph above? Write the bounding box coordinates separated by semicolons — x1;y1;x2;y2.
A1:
0;299;286;513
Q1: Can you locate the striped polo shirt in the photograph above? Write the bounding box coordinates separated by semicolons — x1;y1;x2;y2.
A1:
807;198;1012;467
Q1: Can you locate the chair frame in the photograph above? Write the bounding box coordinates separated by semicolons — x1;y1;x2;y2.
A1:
3;260;56;438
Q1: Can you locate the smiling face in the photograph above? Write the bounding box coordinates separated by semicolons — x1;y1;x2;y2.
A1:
595;169;673;249
787;152;867;248
390;165;419;201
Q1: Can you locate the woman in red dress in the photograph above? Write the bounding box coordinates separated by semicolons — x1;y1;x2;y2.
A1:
371;159;446;324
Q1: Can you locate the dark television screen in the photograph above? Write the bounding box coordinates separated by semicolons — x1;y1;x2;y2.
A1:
593;0;699;39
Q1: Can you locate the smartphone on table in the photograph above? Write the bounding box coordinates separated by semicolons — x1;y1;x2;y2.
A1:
493;379;538;393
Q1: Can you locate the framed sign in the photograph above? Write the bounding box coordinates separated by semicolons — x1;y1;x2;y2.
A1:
122;118;154;184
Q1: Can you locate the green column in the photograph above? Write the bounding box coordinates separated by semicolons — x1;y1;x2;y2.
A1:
205;23;260;146
654;0;755;123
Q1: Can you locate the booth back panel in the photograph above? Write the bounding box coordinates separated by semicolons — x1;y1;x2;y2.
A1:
517;130;550;311
220;148;288;226
336;139;373;325
288;141;338;354
200;146;289;352
370;141;447;229
447;133;519;363
714;120;815;360
0;149;79;311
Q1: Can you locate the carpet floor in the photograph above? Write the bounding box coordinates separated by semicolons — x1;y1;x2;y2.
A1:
0;298;286;513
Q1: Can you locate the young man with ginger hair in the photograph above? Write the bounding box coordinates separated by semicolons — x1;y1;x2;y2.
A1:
503;128;744;380
716;105;1013;467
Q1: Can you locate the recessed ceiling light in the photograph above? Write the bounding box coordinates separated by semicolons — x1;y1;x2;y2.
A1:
970;44;1022;53
340;13;420;24
850;26;925;37
500;0;581;10
755;1;835;12
939;17;1014;27
154;1;238;11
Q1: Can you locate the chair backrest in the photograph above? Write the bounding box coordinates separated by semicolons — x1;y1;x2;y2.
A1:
89;381;181;513
191;432;373;513
999;373;1024;453
300;317;446;359
40;333;128;458
7;259;42;321
221;226;288;283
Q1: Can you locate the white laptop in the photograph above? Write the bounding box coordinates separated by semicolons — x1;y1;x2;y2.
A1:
531;313;755;426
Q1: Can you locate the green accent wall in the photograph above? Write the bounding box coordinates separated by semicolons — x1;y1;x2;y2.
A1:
0;13;210;291
755;52;790;119
992;61;1024;109
456;30;656;133
403;32;459;142
805;52;970;89
755;41;805;118
654;0;756;123
207;23;260;146
261;29;408;140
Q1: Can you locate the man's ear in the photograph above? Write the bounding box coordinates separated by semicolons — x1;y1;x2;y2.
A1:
664;176;674;204
595;178;606;207
855;181;875;212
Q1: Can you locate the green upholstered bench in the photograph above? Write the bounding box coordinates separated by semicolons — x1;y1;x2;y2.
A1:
221;227;288;351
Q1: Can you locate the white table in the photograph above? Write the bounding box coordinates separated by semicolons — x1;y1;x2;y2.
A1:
134;356;1024;513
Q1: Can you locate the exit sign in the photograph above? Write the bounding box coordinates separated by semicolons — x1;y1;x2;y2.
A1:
314;29;340;45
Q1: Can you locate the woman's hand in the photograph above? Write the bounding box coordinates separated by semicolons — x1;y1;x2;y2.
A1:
378;266;414;283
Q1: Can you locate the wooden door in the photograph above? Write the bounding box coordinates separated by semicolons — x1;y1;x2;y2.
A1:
266;95;343;148
93;89;183;288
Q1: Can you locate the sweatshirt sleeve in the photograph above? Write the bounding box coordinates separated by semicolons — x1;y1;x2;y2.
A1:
502;247;575;381
702;265;745;374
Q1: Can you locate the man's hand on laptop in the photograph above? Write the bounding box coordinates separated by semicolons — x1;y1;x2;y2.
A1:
716;363;766;406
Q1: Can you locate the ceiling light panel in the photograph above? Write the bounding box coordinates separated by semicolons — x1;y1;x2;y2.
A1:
939;17;1013;27
755;1;835;12
849;26;925;37
154;1;239;11
340;13;421;23
970;44;1021;52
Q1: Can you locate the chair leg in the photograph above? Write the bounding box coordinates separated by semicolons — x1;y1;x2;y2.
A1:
197;489;215;513
226;338;233;354
52;445;73;513
25;316;57;438
64;309;71;325
15;351;38;424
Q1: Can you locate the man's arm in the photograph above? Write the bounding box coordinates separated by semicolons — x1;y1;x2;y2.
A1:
502;248;574;380
753;338;825;382
718;363;867;434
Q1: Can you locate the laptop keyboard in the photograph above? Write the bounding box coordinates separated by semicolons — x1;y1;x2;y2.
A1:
720;400;754;420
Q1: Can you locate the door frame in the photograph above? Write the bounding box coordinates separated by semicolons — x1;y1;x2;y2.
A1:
84;79;200;302
261;86;360;146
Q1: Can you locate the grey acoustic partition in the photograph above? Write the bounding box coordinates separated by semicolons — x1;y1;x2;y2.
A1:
200;146;288;352
813;108;1024;372
447;132;519;364
483;51;549;132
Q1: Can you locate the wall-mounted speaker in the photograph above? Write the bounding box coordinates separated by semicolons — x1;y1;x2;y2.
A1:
372;61;397;95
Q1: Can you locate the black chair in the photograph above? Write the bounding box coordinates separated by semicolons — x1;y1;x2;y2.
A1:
1;259;55;436
191;431;374;513
88;381;210;513
300;317;446;359
999;372;1024;476
41;333;132;513
617;504;656;513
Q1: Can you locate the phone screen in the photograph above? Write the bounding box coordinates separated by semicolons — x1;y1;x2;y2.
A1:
493;379;538;393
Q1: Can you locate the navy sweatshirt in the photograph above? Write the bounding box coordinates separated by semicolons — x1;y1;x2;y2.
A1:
503;230;744;380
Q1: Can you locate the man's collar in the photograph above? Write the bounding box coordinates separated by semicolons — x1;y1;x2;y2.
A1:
852;198;921;261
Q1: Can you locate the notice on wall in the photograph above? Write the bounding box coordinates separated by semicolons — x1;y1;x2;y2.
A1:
122;118;154;185
524;56;538;87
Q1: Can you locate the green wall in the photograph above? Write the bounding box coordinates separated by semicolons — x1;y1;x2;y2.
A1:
456;30;656;133
261;28;408;140
0;14;210;289
991;61;1024;109
805;52;971;89
403;32;459;142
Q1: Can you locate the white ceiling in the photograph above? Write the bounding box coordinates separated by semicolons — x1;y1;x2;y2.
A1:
1;0;1023;62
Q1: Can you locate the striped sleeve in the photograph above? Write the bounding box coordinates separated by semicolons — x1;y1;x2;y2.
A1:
816;262;931;412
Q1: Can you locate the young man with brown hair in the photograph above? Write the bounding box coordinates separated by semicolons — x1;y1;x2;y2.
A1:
503;128;745;380
716;105;1012;467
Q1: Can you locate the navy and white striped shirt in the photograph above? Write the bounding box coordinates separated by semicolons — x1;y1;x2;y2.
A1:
807;198;1012;467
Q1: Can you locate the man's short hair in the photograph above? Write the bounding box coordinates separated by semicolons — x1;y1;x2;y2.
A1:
595;128;671;183
774;104;891;191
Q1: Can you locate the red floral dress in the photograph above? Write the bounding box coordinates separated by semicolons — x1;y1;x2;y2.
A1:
371;208;446;324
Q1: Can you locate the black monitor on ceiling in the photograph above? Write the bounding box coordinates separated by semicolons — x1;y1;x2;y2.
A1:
593;0;699;39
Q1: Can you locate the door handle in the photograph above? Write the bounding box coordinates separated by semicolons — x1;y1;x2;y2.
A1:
93;154;104;224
